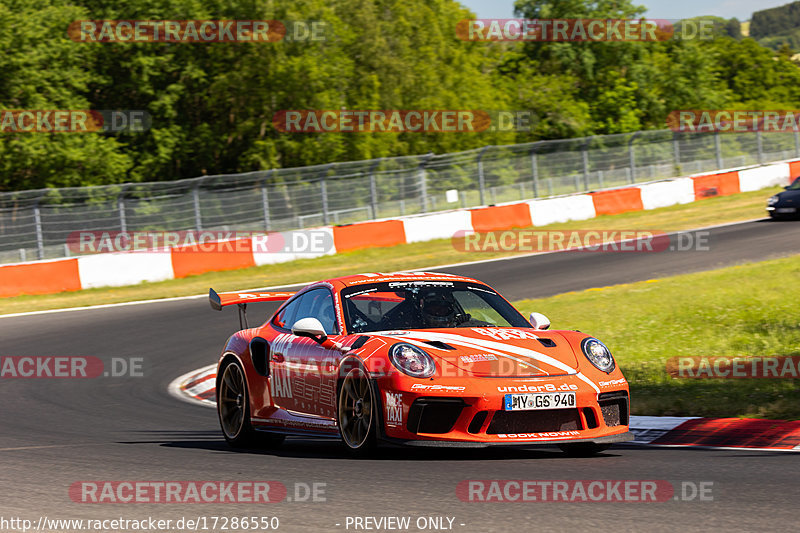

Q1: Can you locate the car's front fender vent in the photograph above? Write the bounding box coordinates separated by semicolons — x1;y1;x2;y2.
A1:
423;340;456;350
349;336;369;350
537;338;557;348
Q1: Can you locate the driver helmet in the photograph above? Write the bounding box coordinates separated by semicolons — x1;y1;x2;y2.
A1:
419;291;457;328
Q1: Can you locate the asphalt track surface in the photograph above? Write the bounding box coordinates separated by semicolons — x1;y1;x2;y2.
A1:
1;219;799;533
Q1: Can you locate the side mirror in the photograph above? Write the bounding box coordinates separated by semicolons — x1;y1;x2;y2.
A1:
529;312;550;330
291;317;328;344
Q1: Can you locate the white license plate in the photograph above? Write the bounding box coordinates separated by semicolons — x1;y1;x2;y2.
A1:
776;207;796;213
504;392;576;411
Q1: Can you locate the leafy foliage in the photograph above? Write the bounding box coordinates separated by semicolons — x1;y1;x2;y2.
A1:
2;0;800;191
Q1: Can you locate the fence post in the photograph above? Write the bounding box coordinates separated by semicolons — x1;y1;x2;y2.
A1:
477;146;491;205
321;176;329;225
529;145;539;198
117;185;129;233
261;170;273;232
192;181;203;232
756;130;764;165
714;131;723;169
795;130;800;158
672;131;681;175
628;132;639;184
418;155;432;212
369;158;381;219
582;137;591;191
33;202;44;260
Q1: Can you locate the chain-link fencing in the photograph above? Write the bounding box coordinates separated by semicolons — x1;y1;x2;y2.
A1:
1;129;796;263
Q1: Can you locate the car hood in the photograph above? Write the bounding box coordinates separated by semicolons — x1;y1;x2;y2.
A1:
776;190;800;203
370;328;580;377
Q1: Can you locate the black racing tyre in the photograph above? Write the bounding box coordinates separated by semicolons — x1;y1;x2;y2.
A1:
218;359;284;448
337;366;377;456
558;443;611;457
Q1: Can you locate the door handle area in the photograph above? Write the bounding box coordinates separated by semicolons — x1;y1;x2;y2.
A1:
271;353;285;363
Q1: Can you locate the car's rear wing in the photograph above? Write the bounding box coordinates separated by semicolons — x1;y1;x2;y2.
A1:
209;288;295;329
208;288;296;310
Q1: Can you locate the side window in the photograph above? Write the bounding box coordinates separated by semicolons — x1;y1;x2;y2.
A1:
312;291;339;335
275;288;339;335
273;298;300;329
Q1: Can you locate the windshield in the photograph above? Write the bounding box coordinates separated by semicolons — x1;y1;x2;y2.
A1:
341;280;531;333
788;177;800;190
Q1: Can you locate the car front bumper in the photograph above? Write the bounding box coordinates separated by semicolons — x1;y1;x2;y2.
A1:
374;374;631;445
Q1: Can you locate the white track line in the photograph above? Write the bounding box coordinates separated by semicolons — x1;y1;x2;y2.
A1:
0;217;768;319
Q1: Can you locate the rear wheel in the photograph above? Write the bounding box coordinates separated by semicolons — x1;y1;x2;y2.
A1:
558;443;610;457
337;367;377;456
218;359;284;448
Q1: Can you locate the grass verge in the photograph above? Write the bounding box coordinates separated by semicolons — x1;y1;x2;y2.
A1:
1;187;779;316
515;254;800;419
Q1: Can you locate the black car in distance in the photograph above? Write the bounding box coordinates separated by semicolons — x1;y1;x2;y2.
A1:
767;177;800;219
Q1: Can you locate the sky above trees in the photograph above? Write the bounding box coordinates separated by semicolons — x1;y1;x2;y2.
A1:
461;0;790;21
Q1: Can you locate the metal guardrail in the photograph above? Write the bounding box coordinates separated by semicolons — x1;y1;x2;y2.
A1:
1;129;797;263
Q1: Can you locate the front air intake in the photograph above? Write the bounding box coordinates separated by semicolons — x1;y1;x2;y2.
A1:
407;398;465;434
598;391;629;427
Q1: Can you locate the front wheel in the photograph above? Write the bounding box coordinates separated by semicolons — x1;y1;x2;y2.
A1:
558;443;611;457
337;367;377;456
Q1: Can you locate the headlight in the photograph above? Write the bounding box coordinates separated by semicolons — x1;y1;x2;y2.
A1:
768;196;779;205
581;338;615;373
389;343;436;378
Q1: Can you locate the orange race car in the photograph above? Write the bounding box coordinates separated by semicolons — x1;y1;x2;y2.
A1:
210;272;632;456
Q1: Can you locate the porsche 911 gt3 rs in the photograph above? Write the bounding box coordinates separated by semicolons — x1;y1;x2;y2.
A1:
209;272;632;456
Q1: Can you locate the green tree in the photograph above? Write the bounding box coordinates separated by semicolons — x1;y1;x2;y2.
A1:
0;0;131;190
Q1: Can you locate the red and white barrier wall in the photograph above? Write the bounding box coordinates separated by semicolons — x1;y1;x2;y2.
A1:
2;159;797;298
